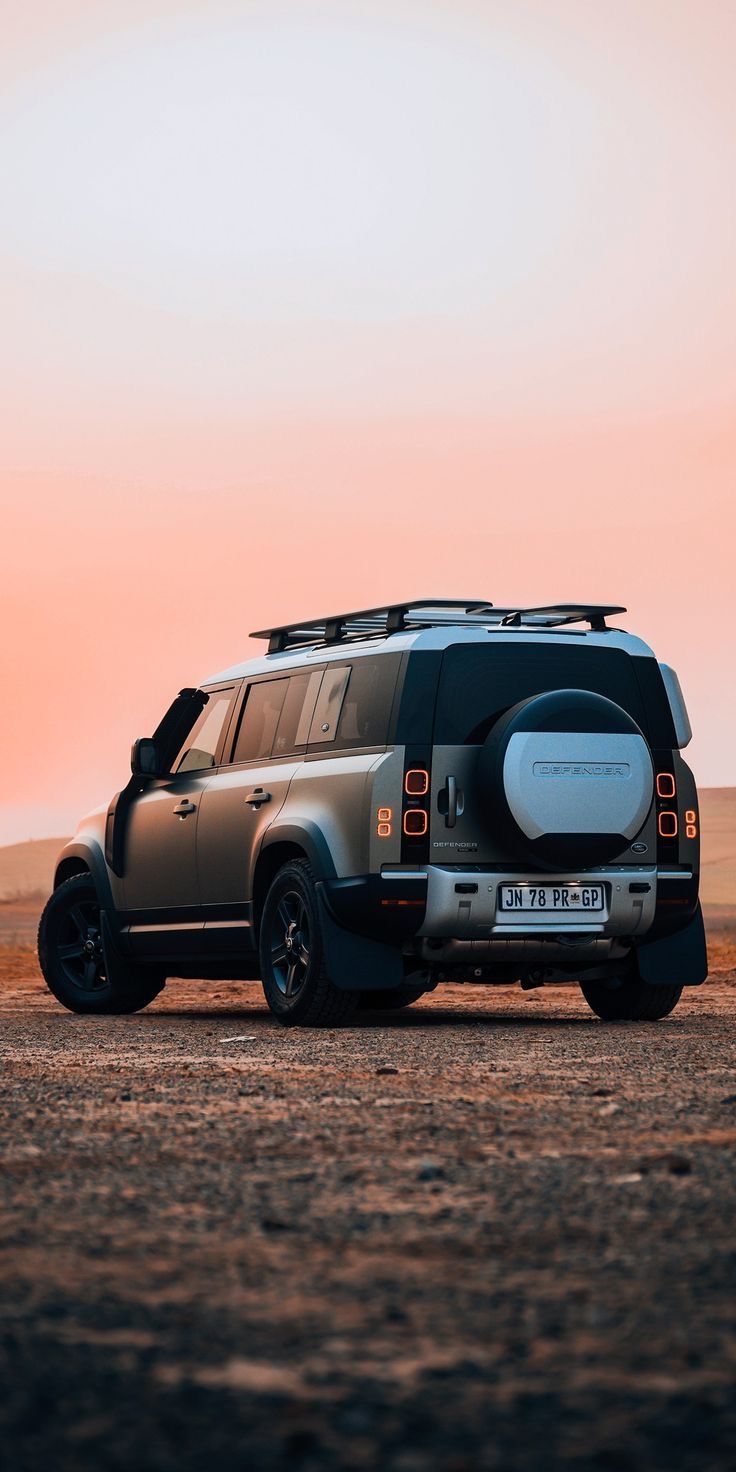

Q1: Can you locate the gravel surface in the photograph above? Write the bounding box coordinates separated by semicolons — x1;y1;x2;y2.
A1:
1;944;735;1472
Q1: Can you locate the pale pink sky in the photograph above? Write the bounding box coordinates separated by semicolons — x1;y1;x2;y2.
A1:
0;1;734;842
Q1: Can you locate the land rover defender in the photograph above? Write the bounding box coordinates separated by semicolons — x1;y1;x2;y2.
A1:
38;599;707;1025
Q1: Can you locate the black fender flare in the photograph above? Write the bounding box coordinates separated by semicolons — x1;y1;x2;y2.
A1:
54;840;115;910
258;820;338;880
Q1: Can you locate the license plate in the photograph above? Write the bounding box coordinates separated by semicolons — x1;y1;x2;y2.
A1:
499;883;605;914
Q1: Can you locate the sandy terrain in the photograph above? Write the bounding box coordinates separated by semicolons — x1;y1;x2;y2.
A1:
1;942;735;1472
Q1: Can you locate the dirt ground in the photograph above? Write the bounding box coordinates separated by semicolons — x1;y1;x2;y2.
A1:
1;939;735;1472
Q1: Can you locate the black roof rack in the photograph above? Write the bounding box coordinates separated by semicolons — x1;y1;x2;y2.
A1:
251;599;626;653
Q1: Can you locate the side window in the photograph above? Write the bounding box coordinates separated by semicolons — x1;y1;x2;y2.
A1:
308;666;351;745
307;655;401;750
171;689;234;774
335;655;401;748
232;679;289;763
272;670;324;757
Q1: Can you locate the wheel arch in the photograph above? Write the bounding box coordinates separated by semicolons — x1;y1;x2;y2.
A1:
55;855;90;886
253;823;337;936
53;843;116;912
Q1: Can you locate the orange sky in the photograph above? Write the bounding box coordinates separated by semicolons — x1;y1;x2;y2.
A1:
1;1;734;843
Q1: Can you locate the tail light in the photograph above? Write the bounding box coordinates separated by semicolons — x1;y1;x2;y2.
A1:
403;809;428;837
656;772;676;799
685;809;698;839
658;811;678;838
405;768;429;796
401;755;431;859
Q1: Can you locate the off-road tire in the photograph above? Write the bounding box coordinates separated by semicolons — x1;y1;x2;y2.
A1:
38;874;166;1015
259;859;358;1027
358;986;429;1011
580;977;683;1021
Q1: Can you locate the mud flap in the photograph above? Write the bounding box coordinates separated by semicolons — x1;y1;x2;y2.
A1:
316;885;404;992
635;903;708;987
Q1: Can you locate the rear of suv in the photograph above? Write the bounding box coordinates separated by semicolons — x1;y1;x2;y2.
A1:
39;599;707;1026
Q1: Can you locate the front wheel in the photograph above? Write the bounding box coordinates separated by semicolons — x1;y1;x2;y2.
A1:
259;859;358;1027
38;874;166;1015
580;977;683;1021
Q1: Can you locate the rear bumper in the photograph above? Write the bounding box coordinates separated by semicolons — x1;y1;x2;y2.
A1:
323;863;699;950
321;867;706;987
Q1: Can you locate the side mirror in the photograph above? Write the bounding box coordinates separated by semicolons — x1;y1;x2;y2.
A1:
131;737;161;777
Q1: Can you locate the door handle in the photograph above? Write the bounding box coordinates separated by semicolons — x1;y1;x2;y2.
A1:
438;775;464;828
445;774;458;829
244;788;272;808
172;800;196;817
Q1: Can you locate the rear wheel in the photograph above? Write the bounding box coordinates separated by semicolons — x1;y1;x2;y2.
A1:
259;859;358;1027
38;874;166;1015
581;977;683;1021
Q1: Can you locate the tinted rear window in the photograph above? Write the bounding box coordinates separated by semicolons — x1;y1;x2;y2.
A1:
308;653;401;751
434;643;676;746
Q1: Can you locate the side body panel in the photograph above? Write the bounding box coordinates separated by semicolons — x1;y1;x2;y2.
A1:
282;750;389;879
196;757;302;905
122;773;209;911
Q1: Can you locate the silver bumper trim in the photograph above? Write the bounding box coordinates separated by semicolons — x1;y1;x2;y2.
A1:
418;863;657;939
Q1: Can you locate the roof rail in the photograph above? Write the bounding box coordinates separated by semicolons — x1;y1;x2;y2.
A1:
250;599;626;653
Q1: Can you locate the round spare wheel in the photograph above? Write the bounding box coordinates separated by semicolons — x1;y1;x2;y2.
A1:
477;689;654;867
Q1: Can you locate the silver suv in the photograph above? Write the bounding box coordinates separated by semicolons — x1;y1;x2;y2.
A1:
38;599;706;1026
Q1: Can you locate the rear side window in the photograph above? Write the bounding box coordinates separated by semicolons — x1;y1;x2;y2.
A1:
308;653;401;750
434;644;675;746
233;679;288;762
232;671;325;763
273;670;323;756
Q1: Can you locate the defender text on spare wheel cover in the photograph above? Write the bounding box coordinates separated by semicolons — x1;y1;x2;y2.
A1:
38;598;706;1026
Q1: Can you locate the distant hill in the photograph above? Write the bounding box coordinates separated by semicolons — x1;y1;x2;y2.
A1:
699;788;736;929
0;788;733;917
0;838;69;902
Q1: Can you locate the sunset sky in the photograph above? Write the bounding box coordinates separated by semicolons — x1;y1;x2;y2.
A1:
1;0;734;844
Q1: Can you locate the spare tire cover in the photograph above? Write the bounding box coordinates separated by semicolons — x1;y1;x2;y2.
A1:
478;689;654;867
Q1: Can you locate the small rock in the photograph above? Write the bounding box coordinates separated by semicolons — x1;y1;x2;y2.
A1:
376;1065;399;1076
598;1102;621;1117
417;1159;445;1182
385;1303;408;1322
613;1172;643;1185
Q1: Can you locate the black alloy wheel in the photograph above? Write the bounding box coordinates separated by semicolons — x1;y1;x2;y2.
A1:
56;894;107;993
269;890;311;1000
38;874;166;1015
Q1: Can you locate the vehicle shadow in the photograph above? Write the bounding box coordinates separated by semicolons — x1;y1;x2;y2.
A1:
143;1000;597;1029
